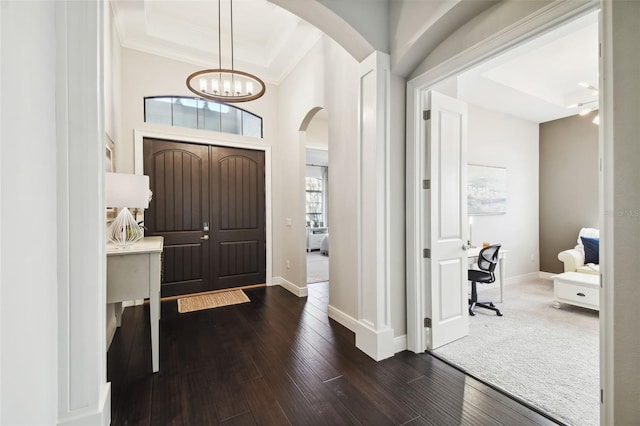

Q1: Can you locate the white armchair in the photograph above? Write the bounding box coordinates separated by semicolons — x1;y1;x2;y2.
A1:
557;228;599;275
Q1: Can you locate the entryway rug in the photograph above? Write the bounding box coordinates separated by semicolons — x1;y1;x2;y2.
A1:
177;289;250;313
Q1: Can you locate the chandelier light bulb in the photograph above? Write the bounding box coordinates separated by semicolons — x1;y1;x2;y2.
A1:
234;80;242;95
246;81;253;95
199;78;207;92
223;80;231;95
211;79;219;94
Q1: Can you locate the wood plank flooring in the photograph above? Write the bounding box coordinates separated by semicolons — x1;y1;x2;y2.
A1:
108;282;561;425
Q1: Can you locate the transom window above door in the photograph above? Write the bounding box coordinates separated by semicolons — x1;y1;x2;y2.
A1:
144;96;263;138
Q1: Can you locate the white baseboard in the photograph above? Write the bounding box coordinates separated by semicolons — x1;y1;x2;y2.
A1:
394;334;407;353
505;272;542;285
273;276;308;297
57;383;111;426
503;271;559;284
327;304;358;332
327;304;394;361
355;321;395;361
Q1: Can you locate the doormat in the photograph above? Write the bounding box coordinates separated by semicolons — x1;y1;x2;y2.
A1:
177;289;250;313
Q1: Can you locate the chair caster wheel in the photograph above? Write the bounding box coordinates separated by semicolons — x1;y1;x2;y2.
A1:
489;302;495;307
469;310;475;316
497;312;503;317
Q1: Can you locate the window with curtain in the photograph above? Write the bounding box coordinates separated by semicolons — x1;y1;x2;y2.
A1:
305;165;327;227
306;176;323;227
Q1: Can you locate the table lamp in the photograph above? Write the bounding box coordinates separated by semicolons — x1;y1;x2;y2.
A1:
106;172;150;248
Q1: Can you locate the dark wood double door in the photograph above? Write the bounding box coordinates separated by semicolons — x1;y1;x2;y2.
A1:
143;138;266;297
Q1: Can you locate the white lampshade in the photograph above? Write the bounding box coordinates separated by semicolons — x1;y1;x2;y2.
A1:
106;173;149;209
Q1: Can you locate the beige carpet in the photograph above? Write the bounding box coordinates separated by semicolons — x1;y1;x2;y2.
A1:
434;277;599;426
177;289;250;313
307;251;329;283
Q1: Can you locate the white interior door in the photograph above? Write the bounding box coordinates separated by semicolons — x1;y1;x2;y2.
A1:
424;91;469;350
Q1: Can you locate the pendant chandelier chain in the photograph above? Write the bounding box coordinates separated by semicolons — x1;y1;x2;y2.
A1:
186;0;265;102
230;0;235;72
217;0;222;70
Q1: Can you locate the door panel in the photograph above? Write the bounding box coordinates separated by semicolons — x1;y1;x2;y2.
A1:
212;149;266;289
144;139;211;297
426;91;469;350
144;138;266;296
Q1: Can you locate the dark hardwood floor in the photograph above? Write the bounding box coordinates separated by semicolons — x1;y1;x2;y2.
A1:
108;282;560;425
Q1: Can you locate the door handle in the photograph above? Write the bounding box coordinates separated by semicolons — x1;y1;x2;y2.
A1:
462;242;471;250
201;235;209;241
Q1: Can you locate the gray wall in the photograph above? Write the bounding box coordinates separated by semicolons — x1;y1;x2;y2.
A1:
539;112;599;273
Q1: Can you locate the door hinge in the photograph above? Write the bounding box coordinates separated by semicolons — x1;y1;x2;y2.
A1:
424;318;432;328
423;110;431;120
423;248;430;258
600;274;603;288
423;179;430;189
600;388;604;404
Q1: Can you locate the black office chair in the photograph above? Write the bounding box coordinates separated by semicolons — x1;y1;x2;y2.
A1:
468;244;503;316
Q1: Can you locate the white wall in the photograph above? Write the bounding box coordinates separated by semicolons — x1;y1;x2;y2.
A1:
389;73;407;337
104;1;121;144
467;103;540;279
2;1;109;424
1;2;59;423
305;114;328;148
105;0;123;347
276;35;360;317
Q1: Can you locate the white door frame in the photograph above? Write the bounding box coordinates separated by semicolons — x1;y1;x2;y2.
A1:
407;0;598;353
405;0;602;404
134;129;273;287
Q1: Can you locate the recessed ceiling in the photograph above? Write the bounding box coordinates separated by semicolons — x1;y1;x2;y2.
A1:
455;11;599;123
110;0;323;84
111;2;599;123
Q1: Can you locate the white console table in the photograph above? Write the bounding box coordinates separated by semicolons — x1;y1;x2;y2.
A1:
467;247;508;303
107;236;163;373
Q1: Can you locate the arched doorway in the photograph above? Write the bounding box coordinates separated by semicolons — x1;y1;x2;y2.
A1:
299;108;330;286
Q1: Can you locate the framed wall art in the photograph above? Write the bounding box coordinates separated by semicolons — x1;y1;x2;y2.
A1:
468;164;507;215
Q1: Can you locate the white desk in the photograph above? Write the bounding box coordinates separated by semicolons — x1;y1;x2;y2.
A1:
107;237;163;373
467;247;508;303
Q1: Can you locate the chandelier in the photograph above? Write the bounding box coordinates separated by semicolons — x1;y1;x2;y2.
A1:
186;0;265;103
